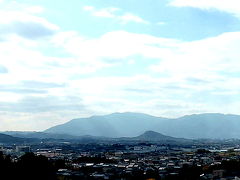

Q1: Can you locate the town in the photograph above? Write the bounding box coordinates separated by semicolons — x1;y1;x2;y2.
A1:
2;139;240;180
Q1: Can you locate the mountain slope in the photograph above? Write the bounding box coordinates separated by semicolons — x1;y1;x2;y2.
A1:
162;113;240;139
0;133;29;143
133;131;184;141
45;112;169;137
2;131;79;140
44;112;240;139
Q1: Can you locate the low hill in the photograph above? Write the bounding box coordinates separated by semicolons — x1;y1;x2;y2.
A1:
134;131;181;141
3;131;79;140
0;133;26;144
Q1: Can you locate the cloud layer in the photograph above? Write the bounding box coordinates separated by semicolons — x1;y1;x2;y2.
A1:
83;6;149;24
170;0;240;18
0;0;239;131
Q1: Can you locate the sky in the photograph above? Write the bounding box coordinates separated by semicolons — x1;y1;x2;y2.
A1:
0;0;240;131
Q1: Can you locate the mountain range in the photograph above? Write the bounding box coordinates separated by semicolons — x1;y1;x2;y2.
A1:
1;130;190;144
44;112;240;139
0;133;39;144
0;133;23;143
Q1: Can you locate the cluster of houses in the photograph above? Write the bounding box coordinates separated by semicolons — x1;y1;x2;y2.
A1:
2;142;240;179
56;146;240;180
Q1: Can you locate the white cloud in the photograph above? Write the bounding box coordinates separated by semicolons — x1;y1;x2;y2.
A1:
52;30;179;61
83;6;149;24
93;9;116;18
1;1;240;130
24;6;45;14
83;6;118;18
52;30;240;100
119;13;149;24
0;2;58;40
170;0;240;18
83;6;95;11
2;28;240;125
156;21;166;25
150;31;240;79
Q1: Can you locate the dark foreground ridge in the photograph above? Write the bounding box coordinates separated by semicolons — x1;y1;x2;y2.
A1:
0;152;60;180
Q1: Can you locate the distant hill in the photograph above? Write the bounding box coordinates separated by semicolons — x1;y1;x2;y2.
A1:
133;131;183;141
3;131;79;140
2;130;191;144
44;112;240;139
0;133;26;144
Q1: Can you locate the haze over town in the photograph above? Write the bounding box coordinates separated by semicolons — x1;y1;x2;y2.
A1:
0;0;240;131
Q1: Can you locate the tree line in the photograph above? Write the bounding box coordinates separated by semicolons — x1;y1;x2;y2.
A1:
0;151;65;180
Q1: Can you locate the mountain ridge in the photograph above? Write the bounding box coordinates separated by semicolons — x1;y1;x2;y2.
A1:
44;112;240;139
0;130;193;144
0;133;39;144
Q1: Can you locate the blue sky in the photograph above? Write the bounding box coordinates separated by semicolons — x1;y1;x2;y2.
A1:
0;0;240;131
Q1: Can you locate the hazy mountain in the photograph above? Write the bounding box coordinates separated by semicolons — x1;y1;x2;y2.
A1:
163;113;240;139
3;131;79;140
0;133;30;144
44;112;240;139
45;112;169;137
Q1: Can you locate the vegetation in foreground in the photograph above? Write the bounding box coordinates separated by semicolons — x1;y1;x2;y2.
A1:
0;152;64;180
